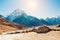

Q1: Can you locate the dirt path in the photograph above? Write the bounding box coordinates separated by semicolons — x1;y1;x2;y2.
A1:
0;31;60;40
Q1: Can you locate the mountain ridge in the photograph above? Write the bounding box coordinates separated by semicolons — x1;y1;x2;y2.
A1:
6;9;60;26
0;9;59;27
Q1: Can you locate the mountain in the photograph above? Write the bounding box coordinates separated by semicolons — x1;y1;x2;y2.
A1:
6;9;60;26
39;19;50;25
0;15;4;18
6;9;41;26
6;9;27;21
46;17;60;25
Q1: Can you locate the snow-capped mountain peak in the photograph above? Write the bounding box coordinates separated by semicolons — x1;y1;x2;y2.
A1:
6;9;27;21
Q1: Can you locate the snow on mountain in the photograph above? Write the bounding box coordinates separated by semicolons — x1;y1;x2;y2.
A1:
6;9;41;26
6;9;27;21
6;9;60;26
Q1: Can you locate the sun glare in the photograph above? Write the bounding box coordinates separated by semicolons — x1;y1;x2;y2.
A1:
27;1;37;10
28;2;35;8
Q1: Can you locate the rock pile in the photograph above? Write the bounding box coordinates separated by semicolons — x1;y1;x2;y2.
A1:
33;26;51;33
57;25;60;27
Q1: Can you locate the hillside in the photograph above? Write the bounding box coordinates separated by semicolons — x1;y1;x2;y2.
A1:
0;18;27;33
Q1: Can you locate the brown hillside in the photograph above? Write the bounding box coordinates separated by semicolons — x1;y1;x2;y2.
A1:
0;18;27;33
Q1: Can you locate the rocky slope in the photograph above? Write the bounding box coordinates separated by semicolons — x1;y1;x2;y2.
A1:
0;18;27;34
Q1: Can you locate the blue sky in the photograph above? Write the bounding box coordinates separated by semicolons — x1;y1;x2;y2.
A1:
0;0;60;18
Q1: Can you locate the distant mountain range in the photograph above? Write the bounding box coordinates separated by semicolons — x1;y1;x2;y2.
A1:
0;9;60;27
6;9;41;26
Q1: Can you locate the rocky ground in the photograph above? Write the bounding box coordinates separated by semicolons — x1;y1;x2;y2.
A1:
0;26;60;40
0;31;60;40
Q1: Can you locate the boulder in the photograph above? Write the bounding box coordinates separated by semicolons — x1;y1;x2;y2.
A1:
57;25;60;27
33;26;51;33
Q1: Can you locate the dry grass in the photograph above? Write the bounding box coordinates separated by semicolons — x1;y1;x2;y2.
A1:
0;18;27;34
0;25;17;33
